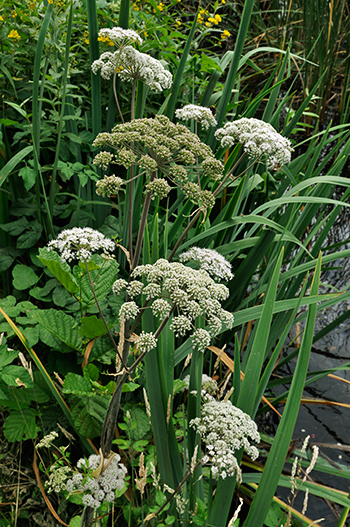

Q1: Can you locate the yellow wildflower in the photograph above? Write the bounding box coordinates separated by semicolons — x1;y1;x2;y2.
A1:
215;14;222;22
133;3;140;10
8;29;20;41
222;0;226;3
143;30;148;36
11;10;17;17
83;30;89;45
221;29;231;40
0;15;3;21
157;2;164;10
98;34;114;46
205;21;212;27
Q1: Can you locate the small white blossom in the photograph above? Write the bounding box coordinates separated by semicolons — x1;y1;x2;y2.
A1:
112;279;128;295
47;227;115;263
182;374;218;396
179;247;233;282
175;104;217;130
98;26;142;47
151;298;171;318
46;465;72;493
215;118;293;170
191;399;260;480
191;328;211;352
137;331;158;352
127;280;144;298
169;315;192;337
92;46;172;92
119;301;139;320
66;453;127;510
36;431;59;449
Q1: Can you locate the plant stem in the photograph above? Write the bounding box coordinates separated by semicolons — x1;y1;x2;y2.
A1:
113;72;124;123
132;171;156;269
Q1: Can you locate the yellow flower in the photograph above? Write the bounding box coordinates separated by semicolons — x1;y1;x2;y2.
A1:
98;34;115;46
83;30;89;45
11;10;17;17
215;14;222;22
143;30;148;36
176;20;181;26
133;3;140;10
157;2;164;10
205;21;212;27
8;29;20;41
221;29;231;40
0;15;3;21
222;0;226;3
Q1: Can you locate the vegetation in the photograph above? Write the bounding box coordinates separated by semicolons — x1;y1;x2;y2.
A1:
1;0;350;526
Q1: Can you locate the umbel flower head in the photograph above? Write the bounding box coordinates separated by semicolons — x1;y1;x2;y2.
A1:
175;104;217;130
98;27;143;48
93;115;224;211
65;452;127;509
92;46;172;91
113;258;234;352
191;398;260;480
47;227;115;262
179;247;233;282
214;117;293;170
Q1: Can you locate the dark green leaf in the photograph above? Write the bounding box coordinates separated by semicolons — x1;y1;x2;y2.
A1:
31;309;83;350
12;264;39;290
70;394;109;437
3;408;39;442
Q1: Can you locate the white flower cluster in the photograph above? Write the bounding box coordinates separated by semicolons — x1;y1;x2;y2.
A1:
36;431;59;449
191;398;260;480
47;227;115;262
175;104;217;130
214;118;293;170
114;258;234;351
182;373;218;396
66;453;127;509
46;465;72;493
179;247;233;282
92;46;172;92
98;27;142;47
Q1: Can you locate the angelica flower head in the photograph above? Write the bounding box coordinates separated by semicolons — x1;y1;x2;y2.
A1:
179;247;233;282
98;27;142;47
93;115;224;212
214;117;293;170
47;227;115;262
130;258;234;350
92;46;172;92
66;452;127;510
175;104;218;130
96;175;123;197
191;399;260;480
182;373;218;396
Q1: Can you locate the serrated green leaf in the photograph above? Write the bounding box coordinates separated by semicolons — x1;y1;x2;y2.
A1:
124;406;151;440
75;259;119;309
70;394;110;437
3;408;39;442
69;516;82;527
122;381;140;393
38;248;79;294
1;365;34;388
63;373;92;395
16;221;43;249
0;247;19;272
0;217;29;235
29;278;57;301
18;165;36;191
0;296;20;319
79;316;109;339
31;309;83;350
12;264;39;291
0;348;18;369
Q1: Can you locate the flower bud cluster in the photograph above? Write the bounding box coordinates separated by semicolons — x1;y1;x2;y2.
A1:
92;46;172;92
93;115;224;211
96;175;123;197
215;117;293;170
113;257;234;352
175;104;217;130
47;227;115;262
190;398;260;480
179;247;233;282
66;453;127;509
